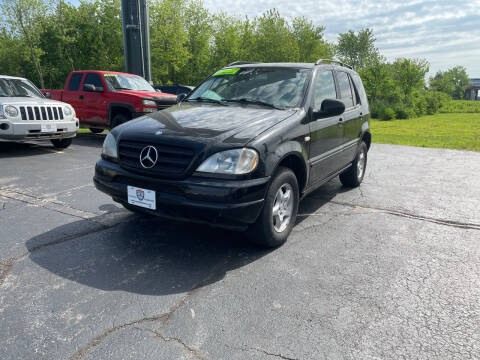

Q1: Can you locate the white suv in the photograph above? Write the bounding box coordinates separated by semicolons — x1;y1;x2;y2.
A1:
0;75;78;148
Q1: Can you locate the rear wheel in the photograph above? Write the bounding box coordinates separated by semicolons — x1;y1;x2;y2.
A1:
247;167;299;248
339;141;367;187
110;113;130;129
51;138;72;149
89;128;104;134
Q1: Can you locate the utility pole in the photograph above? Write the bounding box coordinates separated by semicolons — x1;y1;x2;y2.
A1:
121;0;152;82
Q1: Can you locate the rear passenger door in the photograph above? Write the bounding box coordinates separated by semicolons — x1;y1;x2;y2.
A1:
335;71;363;165
308;70;345;186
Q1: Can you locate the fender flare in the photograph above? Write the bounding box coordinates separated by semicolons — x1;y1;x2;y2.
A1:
263;140;309;192
108;102;135;127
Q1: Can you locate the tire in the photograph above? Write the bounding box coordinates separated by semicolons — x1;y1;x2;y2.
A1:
89;128;104;134
110;113;130;129
339;141;368;187
51;138;72;149
247;167;299;248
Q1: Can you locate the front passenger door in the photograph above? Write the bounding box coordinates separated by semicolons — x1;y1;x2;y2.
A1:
308;70;345;186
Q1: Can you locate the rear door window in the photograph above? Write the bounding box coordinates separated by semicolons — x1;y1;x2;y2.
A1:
336;71;354;109
68;73;83;91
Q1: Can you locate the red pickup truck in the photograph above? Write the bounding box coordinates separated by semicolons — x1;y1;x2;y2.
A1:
42;71;177;133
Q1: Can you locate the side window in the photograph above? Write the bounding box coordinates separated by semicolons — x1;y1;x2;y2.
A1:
349;76;361;105
84;73;104;89
313;71;337;111
68;73;83;91
336;71;354;109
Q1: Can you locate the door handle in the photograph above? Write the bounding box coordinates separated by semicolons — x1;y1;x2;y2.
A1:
338;117;343;122
79;95;84;100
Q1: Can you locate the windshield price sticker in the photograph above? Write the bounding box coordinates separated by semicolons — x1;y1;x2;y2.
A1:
213;68;240;76
103;74;118;77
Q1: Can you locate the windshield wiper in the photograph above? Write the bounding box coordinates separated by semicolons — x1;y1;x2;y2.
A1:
187;97;227;105
224;98;283;110
114;87;133;90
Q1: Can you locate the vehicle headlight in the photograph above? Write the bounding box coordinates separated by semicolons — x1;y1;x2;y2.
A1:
4;106;18;117
64;105;73;116
102;132;118;159
196;148;259;175
142;99;156;106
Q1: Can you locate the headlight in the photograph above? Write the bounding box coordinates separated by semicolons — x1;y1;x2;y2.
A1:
196;148;259;175
102;132;118;159
142;99;156;106
4;106;18;117
64;105;73;116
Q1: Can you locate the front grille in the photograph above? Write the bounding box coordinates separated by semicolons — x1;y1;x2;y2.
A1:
19;105;65;120
118;140;195;177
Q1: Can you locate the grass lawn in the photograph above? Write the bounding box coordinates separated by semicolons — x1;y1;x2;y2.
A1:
370;113;480;152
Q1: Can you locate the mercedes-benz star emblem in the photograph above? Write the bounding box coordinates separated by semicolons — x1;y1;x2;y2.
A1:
139;146;158;169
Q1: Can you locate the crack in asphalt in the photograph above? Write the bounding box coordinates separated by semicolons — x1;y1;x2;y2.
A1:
140;328;205;359
67;254;234;359
68;314;169;360
0;187;99;220
248;347;300;360
316;198;480;231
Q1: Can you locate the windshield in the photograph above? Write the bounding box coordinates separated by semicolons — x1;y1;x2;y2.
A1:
188;67;310;109
103;74;155;92
0;78;44;98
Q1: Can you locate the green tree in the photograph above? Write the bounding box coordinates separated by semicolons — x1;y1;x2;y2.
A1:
210;13;243;69
251;9;299;62
291;17;333;62
1;0;49;88
336;28;379;70
391;58;429;100
149;0;190;84
429;66;471;99
181;0;212;85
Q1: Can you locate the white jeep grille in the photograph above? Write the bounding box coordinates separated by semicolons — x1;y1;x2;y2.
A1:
19;106;64;121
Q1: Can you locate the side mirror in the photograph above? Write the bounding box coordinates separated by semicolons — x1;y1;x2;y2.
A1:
313;99;345;119
43;92;51;99
83;84;95;92
95;86;105;93
177;93;187;103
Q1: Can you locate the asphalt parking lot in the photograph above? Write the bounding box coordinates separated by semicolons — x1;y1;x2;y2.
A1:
1;134;480;360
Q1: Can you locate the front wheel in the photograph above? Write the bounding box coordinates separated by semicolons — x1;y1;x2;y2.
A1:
247;167;299;248
339;141;368;187
51;138;72;149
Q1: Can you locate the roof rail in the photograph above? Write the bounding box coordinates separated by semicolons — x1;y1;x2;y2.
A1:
226;61;262;67
315;59;352;69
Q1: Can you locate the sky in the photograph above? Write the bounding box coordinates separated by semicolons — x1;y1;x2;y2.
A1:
202;0;480;78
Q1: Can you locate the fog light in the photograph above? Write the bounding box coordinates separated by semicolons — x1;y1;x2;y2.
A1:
0;123;10;130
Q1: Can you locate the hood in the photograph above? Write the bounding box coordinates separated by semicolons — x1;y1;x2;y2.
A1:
117;89;177;102
0;97;69;107
117;103;296;146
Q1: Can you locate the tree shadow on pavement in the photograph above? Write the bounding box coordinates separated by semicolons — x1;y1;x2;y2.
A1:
26;212;272;296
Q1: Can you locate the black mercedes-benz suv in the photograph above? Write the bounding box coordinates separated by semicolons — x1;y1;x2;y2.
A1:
94;60;371;247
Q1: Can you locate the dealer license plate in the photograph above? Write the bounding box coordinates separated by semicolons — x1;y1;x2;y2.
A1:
127;186;156;210
41;123;57;133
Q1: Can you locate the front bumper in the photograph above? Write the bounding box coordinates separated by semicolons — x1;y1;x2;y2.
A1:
0;118;79;140
94;159;270;229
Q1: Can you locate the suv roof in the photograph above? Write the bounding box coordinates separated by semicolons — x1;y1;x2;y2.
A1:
0;75;27;80
223;60;353;70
